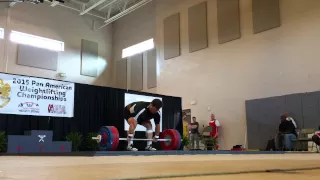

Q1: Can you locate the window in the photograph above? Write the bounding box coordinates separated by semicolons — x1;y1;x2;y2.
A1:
0;28;4;39
10;31;64;51
122;38;154;58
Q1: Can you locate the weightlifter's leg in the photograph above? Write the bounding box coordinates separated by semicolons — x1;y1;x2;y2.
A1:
142;121;156;151
127;117;138;151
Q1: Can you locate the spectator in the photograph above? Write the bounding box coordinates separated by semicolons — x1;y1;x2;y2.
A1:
209;113;220;138
275;115;297;151
284;112;297;128
209;113;220;150
182;112;189;137
190;117;200;150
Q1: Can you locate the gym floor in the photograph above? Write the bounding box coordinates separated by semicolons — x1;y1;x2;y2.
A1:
0;153;319;180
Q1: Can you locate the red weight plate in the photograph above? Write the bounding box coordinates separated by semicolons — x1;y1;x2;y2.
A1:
175;130;182;150
108;126;119;151
168;130;179;150
160;130;170;150
167;129;180;150
168;129;181;150
160;129;179;150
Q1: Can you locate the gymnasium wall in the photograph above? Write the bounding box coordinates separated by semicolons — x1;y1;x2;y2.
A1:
0;3;113;87
112;1;157;92
246;91;320;150
113;0;320;149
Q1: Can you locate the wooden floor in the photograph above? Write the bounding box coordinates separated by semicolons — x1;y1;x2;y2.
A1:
0;153;319;180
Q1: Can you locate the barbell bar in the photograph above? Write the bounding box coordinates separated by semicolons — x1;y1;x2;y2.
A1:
92;136;172;142
92;126;182;151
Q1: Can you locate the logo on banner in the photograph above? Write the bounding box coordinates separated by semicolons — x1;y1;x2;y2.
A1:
18;102;40;113
0;79;11;108
38;135;46;142
48;104;66;114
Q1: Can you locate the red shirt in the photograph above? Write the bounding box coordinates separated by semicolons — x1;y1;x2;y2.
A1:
209;120;220;137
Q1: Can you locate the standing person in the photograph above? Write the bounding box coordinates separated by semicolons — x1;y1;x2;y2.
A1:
209;113;220;150
182;112;189;138
190;117;200;150
124;99;163;151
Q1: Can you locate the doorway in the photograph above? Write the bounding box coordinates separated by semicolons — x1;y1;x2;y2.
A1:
182;109;191;137
182;109;191;123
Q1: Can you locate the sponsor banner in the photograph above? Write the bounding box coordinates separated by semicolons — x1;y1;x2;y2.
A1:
0;73;75;117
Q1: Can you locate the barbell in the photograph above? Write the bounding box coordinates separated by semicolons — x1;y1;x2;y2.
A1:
92;126;182;151
92;136;171;142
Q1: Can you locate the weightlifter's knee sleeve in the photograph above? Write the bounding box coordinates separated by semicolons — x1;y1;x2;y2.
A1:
146;129;153;134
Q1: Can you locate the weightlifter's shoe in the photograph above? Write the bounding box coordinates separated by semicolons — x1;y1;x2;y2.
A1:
127;145;138;151
145;145;157;151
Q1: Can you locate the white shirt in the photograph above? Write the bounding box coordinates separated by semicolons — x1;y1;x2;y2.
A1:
286;117;297;128
209;119;220;127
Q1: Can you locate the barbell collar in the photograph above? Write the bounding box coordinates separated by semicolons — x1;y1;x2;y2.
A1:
92;135;102;143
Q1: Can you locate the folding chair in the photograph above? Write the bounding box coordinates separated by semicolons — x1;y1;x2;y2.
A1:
294;128;316;151
200;126;217;150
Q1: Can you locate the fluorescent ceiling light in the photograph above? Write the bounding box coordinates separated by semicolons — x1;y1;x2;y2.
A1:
0;28;4;39
10;30;64;52
122;38;154;58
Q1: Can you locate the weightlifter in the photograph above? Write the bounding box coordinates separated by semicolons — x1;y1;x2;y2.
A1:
124;99;163;151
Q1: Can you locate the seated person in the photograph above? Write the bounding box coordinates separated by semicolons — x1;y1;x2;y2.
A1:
275;115;297;151
312;126;320;146
283;112;297;128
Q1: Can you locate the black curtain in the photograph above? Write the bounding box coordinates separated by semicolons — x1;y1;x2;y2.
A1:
49;83;126;150
0;83;126;150
0;114;49;135
0;82;181;151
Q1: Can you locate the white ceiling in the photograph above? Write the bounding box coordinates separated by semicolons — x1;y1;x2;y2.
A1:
8;0;153;30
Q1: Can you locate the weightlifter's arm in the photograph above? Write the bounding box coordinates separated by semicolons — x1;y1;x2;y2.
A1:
154;114;161;138
155;124;160;136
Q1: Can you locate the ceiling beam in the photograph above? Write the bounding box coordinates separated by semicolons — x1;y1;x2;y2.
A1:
104;0;151;24
107;6;112;19
50;0;60;6
44;0;106;20
96;0;152;30
8;1;18;8
80;0;107;15
98;0;118;11
122;0;127;11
